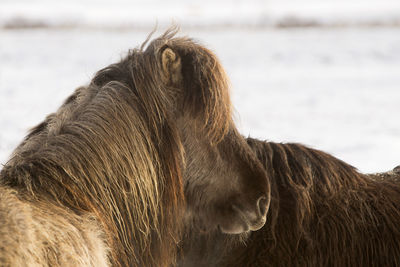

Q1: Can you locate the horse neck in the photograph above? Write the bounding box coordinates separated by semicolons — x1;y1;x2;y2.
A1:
246;141;372;245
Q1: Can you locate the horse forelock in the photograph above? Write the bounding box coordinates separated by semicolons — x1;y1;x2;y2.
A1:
174;39;232;144
143;31;232;144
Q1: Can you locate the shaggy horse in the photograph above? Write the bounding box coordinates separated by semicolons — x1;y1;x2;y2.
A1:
178;138;400;267
0;31;270;267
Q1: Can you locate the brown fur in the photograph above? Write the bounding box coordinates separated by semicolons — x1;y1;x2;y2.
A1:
178;138;400;267
0;29;270;267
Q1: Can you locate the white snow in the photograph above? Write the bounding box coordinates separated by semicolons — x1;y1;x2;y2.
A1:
1;1;400;173
1;0;400;28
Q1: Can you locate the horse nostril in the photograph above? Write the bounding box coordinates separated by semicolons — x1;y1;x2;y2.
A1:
257;196;269;217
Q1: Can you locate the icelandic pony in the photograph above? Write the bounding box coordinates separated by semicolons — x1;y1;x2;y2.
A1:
0;31;270;267
178;138;400;267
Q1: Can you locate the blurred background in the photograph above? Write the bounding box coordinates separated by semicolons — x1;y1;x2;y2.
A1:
1;0;400;172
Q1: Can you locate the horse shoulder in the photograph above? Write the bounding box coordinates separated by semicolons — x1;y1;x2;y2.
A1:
0;186;109;267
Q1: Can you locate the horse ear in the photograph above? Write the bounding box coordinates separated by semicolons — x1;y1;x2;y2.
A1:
161;47;182;85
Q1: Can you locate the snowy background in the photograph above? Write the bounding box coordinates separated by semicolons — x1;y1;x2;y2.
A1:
1;0;400;173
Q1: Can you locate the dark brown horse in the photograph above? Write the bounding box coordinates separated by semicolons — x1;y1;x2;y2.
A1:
0;30;270;267
178;138;400;267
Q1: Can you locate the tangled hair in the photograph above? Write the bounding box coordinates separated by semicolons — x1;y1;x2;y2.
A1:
93;29;231;144
178;138;400;267
0;29;233;267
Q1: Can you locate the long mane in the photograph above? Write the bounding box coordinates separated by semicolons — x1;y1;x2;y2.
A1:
247;139;369;241
0;29;232;266
240;139;400;266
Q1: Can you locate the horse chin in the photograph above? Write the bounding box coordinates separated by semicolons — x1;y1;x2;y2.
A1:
218;223;249;234
218;205;268;234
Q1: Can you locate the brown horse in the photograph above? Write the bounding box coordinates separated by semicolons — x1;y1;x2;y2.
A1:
178;138;400;267
0;30;270;267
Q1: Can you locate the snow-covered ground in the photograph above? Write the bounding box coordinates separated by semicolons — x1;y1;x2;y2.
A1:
1;0;400;173
1;26;399;173
1;0;400;29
